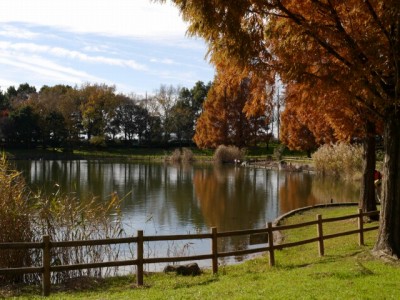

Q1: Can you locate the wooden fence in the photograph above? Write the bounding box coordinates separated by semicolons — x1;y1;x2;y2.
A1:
0;208;379;296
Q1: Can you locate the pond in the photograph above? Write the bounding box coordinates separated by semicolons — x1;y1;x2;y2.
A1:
13;159;360;270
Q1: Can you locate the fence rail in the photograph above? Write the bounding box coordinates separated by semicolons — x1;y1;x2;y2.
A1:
0;208;379;296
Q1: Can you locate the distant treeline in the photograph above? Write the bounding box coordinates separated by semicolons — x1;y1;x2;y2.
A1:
0;82;211;149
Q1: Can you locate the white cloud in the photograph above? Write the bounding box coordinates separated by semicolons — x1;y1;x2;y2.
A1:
152;69;198;84
150;58;175;65
0;1;214;95
0;0;188;40
0;25;39;39
0;51;106;86
82;45;112;53
0;41;147;71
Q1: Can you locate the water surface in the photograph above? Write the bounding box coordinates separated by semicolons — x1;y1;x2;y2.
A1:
14;160;360;268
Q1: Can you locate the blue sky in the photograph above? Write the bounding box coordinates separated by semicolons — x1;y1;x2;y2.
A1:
0;0;215;96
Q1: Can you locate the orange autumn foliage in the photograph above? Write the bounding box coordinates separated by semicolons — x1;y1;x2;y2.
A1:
194;59;273;149
280;82;376;153
162;0;400;257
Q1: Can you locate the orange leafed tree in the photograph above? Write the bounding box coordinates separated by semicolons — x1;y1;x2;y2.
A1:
194;59;273;148
280;81;368;153
280;83;337;157
265;2;390;223
158;0;400;258
281;81;382;214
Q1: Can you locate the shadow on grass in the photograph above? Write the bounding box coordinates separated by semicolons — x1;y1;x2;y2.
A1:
169;275;220;290
275;248;367;270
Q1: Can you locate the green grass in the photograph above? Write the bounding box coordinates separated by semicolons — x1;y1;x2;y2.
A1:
3;206;399;299
4;143;308;162
4;146;212;160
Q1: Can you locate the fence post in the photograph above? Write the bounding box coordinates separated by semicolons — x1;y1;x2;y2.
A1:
136;230;144;286
211;227;218;274
317;214;324;256
42;235;51;297
267;222;275;267
358;208;364;246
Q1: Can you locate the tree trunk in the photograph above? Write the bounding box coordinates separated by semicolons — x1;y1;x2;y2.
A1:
373;110;400;258
359;121;377;218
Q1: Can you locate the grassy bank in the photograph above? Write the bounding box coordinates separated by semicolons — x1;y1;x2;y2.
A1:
3;143;309;162
3;147;170;160
3;206;399;299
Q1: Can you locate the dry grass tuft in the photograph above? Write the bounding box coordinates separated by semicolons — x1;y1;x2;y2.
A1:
169;148;194;163
0;154;34;283
312;142;363;180
0;154;125;284
213;145;244;164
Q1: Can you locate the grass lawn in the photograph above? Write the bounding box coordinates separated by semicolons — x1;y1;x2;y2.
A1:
2;206;399;299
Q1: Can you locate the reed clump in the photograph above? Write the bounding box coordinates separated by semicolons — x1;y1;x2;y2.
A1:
0;154;35;283
213;145;244;164
0;154;125;284
312;142;363;180
35;190;125;282
169;148;194;163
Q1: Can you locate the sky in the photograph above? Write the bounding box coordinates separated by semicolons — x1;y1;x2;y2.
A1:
0;0;215;96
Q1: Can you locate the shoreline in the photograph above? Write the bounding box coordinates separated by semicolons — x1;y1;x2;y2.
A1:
4;148;315;173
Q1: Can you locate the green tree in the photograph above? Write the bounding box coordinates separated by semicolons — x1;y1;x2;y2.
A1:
114;96;149;143
0;90;8;110
43;111;68;148
131;103;150;144
79;84;120;142
5;83;37;106
37;85;84;147
166;98;195;143
5;106;40;147
59;87;84;146
165;82;211;144
190;81;211;117
144;115;163;145
16;83;37;99
5;86;17;102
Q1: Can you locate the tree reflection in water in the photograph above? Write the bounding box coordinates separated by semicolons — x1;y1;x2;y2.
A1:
14;160;360;266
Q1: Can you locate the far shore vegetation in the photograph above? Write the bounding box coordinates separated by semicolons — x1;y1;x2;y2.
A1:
2;142;311;162
3;140;377;181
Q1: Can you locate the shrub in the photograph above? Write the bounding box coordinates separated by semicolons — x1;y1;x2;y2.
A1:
213;145;244;164
181;148;194;163
89;135;106;147
169;148;182;163
273;144;286;160
312;142;363;180
169;148;194;163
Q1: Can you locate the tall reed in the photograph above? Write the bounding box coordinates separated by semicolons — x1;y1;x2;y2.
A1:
0;154;35;283
0;154;126;284
312;142;363;180
34;190;125;282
